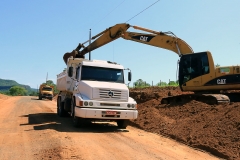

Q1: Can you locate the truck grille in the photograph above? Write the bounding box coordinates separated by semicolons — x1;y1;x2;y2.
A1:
93;88;128;101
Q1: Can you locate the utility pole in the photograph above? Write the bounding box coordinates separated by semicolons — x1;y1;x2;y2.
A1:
46;72;48;83
89;29;91;60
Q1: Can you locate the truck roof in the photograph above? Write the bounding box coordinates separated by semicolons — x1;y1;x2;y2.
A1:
66;57;124;69
82;60;124;69
39;84;54;89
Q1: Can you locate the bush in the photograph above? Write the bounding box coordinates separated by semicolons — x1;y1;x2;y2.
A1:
9;86;27;96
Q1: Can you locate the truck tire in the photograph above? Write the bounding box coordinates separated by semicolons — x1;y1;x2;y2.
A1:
39;95;42;100
64;98;71;112
117;120;129;129
72;109;81;127
71;98;85;128
57;97;66;117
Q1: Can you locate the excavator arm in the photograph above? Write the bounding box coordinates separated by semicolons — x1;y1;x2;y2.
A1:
63;23;130;64
63;23;194;64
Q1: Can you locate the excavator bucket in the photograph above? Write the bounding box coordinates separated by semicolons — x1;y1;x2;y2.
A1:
63;50;85;64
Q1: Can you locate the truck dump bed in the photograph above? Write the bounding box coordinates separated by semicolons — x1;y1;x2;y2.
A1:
56;70;68;92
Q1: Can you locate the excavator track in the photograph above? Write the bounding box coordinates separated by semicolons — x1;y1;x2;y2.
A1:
161;94;230;105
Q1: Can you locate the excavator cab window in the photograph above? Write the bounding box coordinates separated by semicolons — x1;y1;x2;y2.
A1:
179;52;210;86
201;54;209;75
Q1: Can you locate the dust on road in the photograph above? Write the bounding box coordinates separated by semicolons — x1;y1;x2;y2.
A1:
0;96;218;160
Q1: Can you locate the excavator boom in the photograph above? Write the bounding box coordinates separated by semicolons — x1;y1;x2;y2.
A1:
63;23;130;64
63;22;240;105
63;23;193;64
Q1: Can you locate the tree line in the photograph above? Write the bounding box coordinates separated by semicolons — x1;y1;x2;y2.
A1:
0;80;58;96
133;79;178;88
132;64;222;88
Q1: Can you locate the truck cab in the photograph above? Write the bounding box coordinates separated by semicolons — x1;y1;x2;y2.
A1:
56;58;138;129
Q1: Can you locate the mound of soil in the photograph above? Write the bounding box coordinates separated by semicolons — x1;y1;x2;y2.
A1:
130;86;240;160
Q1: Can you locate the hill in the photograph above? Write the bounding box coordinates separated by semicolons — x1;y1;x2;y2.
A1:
0;78;36;92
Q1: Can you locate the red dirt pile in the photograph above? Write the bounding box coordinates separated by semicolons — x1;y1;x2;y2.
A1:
129;86;240;160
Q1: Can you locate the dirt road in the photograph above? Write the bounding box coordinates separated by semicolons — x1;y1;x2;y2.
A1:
0;96;219;160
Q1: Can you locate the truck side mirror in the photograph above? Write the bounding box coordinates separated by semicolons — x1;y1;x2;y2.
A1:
68;67;73;77
128;71;132;81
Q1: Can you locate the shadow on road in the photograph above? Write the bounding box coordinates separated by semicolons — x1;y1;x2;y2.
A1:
30;98;51;101
20;113;129;133
30;98;40;100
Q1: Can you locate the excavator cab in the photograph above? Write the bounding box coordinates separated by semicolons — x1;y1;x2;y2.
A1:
178;52;211;91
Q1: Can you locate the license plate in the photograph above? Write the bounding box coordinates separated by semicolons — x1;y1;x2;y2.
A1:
106;111;117;115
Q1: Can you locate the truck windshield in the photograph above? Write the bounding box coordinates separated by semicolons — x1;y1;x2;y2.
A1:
81;66;124;83
42;87;52;91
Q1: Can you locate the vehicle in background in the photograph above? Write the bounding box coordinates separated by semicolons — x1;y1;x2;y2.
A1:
39;84;54;101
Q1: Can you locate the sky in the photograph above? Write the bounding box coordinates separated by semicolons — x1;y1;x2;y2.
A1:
1;0;240;89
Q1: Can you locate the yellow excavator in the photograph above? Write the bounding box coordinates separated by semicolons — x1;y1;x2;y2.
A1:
63;23;240;104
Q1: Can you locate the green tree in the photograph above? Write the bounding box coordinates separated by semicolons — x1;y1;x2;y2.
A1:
0;90;10;95
133;79;150;88
29;91;38;96
156;81;167;86
215;64;220;67
9;86;27;96
168;81;178;86
46;80;54;85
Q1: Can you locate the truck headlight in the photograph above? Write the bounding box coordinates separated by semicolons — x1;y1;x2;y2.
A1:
84;101;88;106
89;102;93;106
127;104;131;108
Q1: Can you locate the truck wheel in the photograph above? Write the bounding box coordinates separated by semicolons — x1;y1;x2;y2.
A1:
71;98;84;128
117;120;129;129
72;109;81;128
39;95;42;100
57;97;66;117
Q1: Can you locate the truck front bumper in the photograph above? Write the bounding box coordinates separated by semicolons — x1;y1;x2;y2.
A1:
75;107;138;119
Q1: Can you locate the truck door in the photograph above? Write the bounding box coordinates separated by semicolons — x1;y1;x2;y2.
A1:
74;66;81;91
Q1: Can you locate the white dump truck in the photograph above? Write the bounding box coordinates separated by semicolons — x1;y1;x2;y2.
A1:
56;57;138;128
